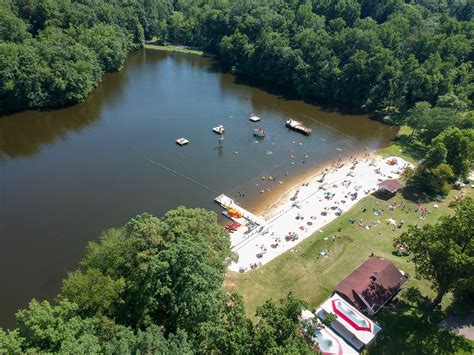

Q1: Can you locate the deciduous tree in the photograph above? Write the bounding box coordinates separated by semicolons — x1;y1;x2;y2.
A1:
396;197;474;306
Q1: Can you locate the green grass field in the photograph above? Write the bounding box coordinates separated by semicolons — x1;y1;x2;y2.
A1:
144;44;205;56
224;147;473;352
378;126;428;164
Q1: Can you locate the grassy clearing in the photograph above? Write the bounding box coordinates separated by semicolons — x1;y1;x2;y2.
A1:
378;125;427;164
144;44;205;56
224;171;473;352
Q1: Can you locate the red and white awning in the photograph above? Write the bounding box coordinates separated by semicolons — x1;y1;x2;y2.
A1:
319;294;381;346
315;327;359;355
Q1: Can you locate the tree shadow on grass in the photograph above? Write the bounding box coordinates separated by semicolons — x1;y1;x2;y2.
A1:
446;294;474;318
392;134;427;162
401;186;437;203
369;287;473;354
371;191;394;201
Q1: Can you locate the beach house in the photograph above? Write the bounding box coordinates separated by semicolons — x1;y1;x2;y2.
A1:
334;257;407;315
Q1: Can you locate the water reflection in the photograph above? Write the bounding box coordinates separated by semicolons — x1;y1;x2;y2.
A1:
0;53;137;159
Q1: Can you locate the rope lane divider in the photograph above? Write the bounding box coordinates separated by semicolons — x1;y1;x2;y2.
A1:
147;158;219;194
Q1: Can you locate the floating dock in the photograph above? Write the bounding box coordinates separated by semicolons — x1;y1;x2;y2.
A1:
176;137;189;146
249;114;261;122
286;119;312;135
214;194;264;225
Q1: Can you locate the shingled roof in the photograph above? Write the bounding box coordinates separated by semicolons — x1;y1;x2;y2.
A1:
334;257;407;315
378;179;401;194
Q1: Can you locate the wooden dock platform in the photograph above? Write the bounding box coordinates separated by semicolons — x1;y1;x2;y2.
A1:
214;194;264;225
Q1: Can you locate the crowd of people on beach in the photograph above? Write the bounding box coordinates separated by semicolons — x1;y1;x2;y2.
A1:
231;155;413;273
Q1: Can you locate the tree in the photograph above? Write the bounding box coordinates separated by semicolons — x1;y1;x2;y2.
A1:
422;140;447;169
0;0;158;113
11;297;193;353
0;42;43;111
13;0;61;34
0;329;24;354
396;197;474;306
151;235;228;333
33;27;102;106
195;293;254;354
3;0;472;117
314;0;361;26
219;31;253;73
417;107;459;144
168;11;193;45
160;206;232;262
15;299;97;352
433;128;474;178
79;208;231;330
437;92;468;113
0;207;317;353
321;312;337;326
78;24;129;72
406;101;432;136
0;9;30;42
253;293;312;354
60;269;125;318
411;162;454;195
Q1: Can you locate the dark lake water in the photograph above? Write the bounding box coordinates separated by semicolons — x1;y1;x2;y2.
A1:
0;49;398;328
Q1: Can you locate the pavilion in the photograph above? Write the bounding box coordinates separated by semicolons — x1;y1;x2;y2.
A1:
377;179;401;197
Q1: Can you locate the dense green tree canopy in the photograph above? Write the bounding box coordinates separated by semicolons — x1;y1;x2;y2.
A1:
0;0;170;112
0;208;314;353
10;298;193;353
77;24;129;72
75;209;232;330
160;0;473;115
2;0;472;115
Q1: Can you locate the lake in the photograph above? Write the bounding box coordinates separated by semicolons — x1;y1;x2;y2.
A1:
0;49;398;328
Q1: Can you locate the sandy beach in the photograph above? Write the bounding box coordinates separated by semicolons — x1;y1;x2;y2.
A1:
226;153;412;272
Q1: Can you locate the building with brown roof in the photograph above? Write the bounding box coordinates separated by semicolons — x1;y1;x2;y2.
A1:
334;257;407;315
377;179;401;197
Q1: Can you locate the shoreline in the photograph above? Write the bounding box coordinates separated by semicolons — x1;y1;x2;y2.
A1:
256;150;374;219
243;146;375;218
225;153;412;272
144;44;208;56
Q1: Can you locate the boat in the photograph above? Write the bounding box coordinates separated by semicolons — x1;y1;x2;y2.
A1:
212;125;225;134
176;137;189;146
254;127;265;137
249;114;261;122
286;118;312;135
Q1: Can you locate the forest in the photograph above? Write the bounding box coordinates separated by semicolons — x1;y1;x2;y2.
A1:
0;0;171;112
1;0;472;116
168;0;473;117
0;208;316;353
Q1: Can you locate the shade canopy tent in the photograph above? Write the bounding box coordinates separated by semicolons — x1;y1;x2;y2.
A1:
300;309;359;354
314;326;359;355
377;179;401;196
315;295;381;351
334;257;407;315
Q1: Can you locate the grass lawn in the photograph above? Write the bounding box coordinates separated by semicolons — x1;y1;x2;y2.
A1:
144;44;205;56
224;174;473;352
378;125;428;164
